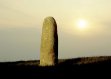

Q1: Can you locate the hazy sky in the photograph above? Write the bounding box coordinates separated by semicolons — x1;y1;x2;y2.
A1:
0;0;111;61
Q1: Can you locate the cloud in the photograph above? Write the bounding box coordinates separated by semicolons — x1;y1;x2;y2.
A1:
0;4;38;27
0;4;36;19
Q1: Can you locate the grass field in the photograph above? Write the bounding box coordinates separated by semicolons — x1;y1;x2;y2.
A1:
0;56;111;78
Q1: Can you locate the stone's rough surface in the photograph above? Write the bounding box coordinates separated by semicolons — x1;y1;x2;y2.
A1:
40;17;58;66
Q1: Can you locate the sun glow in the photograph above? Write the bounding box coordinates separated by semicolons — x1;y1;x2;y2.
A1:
76;19;88;29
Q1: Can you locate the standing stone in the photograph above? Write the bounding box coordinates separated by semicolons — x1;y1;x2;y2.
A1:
40;17;58;66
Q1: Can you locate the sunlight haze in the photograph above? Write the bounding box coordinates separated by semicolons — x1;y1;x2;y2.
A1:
0;0;111;61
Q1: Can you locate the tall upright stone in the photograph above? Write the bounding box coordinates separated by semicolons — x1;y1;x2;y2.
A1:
40;17;58;66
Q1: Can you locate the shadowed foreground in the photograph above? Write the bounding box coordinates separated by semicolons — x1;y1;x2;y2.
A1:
0;56;111;78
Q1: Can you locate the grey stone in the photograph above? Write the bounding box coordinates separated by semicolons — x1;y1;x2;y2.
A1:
40;17;58;66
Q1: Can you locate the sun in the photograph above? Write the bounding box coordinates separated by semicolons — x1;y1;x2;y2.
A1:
76;19;88;29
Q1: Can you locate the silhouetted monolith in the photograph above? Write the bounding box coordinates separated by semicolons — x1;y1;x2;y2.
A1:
40;17;58;66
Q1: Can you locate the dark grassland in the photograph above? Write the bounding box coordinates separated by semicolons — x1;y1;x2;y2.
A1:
0;56;111;78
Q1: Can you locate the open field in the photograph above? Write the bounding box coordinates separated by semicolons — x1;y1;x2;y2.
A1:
0;56;111;78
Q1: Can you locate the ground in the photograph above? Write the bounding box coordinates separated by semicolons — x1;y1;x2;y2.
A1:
0;56;111;78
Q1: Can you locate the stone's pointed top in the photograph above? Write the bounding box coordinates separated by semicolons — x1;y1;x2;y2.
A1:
45;16;54;19
43;16;57;28
44;16;55;21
